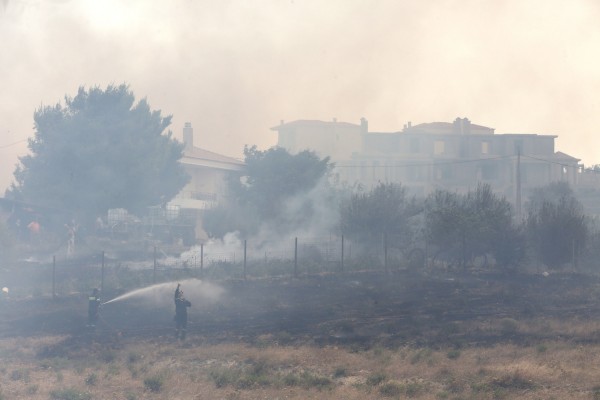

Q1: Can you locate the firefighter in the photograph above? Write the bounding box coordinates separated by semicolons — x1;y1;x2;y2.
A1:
88;288;101;328
174;284;191;340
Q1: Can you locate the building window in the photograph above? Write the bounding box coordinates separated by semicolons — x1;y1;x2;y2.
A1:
481;141;490;154
434;140;445;155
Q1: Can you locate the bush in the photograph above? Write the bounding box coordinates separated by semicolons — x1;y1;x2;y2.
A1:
380;381;403;397
49;388;92;400
366;372;387;386
84;373;97;386
447;349;461;360
144;375;165;393
499;318;519;334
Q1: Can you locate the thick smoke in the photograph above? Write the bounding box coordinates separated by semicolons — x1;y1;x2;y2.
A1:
2;0;600;194
183;176;340;263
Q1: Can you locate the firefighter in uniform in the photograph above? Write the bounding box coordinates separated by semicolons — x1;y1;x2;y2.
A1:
174;284;191;340
88;288;101;328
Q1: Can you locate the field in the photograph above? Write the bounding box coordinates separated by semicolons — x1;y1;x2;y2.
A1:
2;269;600;399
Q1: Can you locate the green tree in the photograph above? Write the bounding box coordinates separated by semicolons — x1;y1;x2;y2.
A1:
203;146;333;238
526;183;587;269
340;182;418;251
425;184;522;268
7;84;188;229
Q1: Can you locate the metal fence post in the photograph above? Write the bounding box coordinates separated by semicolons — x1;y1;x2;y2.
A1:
243;239;247;280
200;243;204;279
341;235;344;272
294;237;298;278
153;246;157;284
52;255;56;300
384;232;388;273
101;251;105;294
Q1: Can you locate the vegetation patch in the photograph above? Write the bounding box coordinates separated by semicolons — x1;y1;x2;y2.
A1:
143;374;165;393
49;388;92;400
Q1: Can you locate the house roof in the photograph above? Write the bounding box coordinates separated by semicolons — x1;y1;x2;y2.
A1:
554;151;580;161
270;120;360;130
182;147;244;166
409;121;495;134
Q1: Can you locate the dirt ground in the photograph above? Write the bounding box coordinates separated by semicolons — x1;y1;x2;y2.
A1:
2;269;600;348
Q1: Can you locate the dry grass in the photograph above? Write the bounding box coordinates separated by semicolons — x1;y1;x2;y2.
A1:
2;318;600;400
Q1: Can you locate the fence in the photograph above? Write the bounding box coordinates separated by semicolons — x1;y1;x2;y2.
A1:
0;235;427;300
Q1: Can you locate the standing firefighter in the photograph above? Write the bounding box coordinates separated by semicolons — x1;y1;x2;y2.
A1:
88;288;101;328
174;284;191;340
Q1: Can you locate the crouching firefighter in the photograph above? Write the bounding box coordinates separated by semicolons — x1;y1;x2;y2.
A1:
174;284;191;340
87;288;101;328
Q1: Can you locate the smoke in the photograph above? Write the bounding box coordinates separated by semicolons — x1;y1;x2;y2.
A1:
181;232;243;264
185;175;342;262
3;0;600;195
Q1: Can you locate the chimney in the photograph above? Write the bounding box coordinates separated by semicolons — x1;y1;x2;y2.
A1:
183;122;193;149
360;117;368;134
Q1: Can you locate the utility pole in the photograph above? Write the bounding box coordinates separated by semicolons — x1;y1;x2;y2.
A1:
516;147;522;220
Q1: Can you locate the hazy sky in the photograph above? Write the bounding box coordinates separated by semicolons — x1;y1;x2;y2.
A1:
2;0;600;192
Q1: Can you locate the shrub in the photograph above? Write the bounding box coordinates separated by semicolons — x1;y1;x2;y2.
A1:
26;385;38;395
536;344;548;353
100;349;117;363
499;318;519;334
410;348;433;364
447;349;461;360
49;388;92;400
380;381;403;397
84;373;97;386
489;370;535;390
128;352;142;363
298;371;332;389
144;375;165;393
10;369;28;381
333;366;348;378
366;372;387;386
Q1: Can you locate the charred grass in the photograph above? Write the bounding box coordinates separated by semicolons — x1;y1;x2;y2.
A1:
3;270;600;398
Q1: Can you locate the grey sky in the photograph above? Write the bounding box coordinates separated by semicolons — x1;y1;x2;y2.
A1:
1;0;600;192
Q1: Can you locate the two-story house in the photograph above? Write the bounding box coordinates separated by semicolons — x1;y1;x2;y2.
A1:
168;122;245;242
272;117;581;207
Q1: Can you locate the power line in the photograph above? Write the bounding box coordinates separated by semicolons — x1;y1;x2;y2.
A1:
332;153;592;173
0;138;27;149
333;155;513;169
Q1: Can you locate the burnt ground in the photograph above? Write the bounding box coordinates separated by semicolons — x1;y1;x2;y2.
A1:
2;270;600;351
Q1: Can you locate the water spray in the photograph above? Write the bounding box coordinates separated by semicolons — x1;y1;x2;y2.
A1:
101;278;224;306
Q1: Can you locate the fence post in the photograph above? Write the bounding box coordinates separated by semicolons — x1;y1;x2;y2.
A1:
200;243;204;279
153;246;157;284
101;251;105;295
294;237;298;278
384;232;388;273
243;239;247;280
52;255;56;300
341;235;344;272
